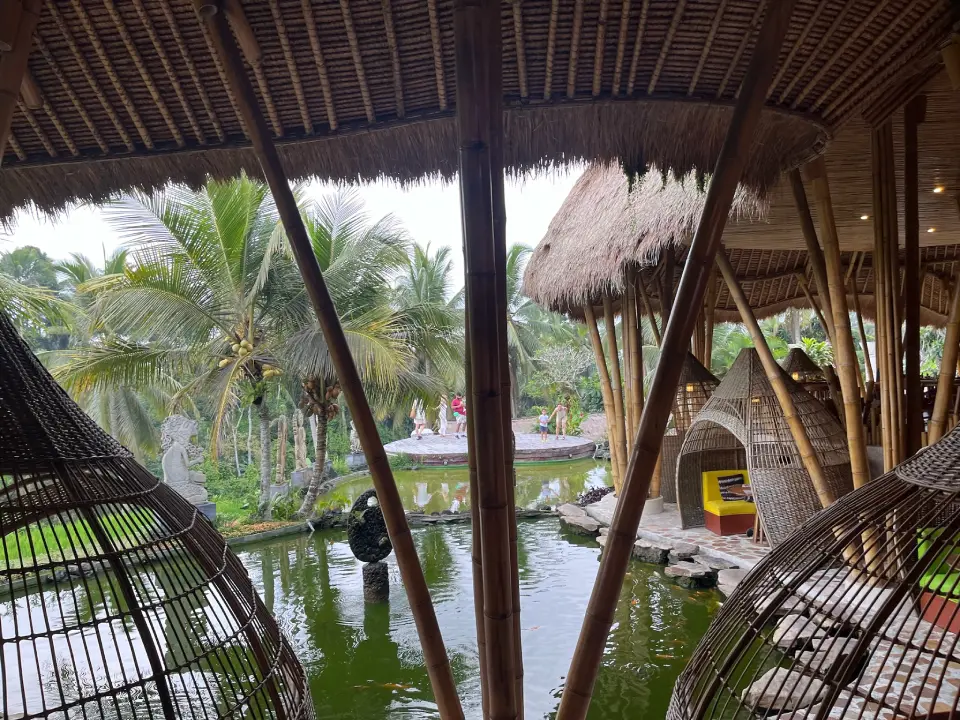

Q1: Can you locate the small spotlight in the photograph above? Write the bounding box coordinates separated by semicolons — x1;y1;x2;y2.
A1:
928;227;936;233
934;186;945;194
860;214;869;220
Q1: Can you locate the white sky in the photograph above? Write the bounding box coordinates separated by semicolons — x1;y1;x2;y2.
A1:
0;169;584;287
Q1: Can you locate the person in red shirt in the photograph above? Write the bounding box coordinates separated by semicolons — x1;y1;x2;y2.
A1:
451;393;467;439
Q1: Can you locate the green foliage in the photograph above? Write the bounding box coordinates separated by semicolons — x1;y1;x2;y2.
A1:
389;453;414;471
325;416;351;458
206;462;260;508
799;337;834;366
331;457;350;476
316;490;350;513
576;374;604;413
270;493;300;521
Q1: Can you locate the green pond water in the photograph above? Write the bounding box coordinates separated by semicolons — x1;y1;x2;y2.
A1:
237;459;723;718
337;458;612;514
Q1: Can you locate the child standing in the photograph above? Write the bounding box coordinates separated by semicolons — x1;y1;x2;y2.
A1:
436;394;449;437
451;393;466;438
411;398;426;440
538;407;550;442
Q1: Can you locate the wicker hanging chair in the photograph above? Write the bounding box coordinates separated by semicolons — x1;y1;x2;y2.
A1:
676;348;852;547
781;347;834;411
0;313;313;719
669;424;960;720
661;353;720;503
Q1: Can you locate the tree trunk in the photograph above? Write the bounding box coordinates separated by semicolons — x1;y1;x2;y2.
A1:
233;411;242;477
509;360;519;419
297;405;329;518
247;406;252;466
257;399;272;520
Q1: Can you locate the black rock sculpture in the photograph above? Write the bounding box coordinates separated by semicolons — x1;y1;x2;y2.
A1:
347;489;393;563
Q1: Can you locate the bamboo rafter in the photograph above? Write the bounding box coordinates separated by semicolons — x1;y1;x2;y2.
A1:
380;0;406;118
688;0;727;96
513;0;528;99
566;0;584;98
45;0;134;151
648;0;685;95
610;0;630;95
38;96;77;156
131;0;205;144
301;0;339;130
158;0;223;142
792;0;892;110
625;0;650;95
717;0;765;98
69;0;154;149
6;131;25;160
779;0;858;104
102;0;183;147
543;0;559;99
16;101;55;157
591;0;609;97
340;0;375;123
767;0;829;98
193;2;247;137
269;0;313;133
34;36;107;152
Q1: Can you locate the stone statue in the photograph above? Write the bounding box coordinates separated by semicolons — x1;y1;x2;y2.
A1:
160;415;208;504
350;420;362;454
275;414;288;485
293;410;308;470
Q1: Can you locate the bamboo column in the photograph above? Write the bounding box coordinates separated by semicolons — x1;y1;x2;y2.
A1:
201;5;463;716
603;295;629;485
452;0;517;714
789;169;836;342
585;303;622;491
718;252;836;507
628;271;644;444
850;255;874;390
903;95;926;456
623;282;635;447
805;156;870;489
704;271;718;371
929;276;960;444
0;0;41;157
556;2;798;715
659;248;676;323
796;273;831;338
637;273;661;347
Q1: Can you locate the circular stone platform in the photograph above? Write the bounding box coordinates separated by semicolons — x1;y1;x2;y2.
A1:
384;433;596;466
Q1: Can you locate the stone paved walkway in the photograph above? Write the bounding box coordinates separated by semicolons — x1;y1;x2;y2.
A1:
583;493;770;569
385;432;596;465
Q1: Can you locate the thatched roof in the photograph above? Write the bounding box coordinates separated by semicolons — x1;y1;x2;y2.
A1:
2;0;951;219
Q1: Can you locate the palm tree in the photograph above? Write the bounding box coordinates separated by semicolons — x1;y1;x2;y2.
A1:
55;176;303;518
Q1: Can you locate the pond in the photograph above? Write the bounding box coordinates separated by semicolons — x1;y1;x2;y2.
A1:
238;517;722;719
336;458;612;513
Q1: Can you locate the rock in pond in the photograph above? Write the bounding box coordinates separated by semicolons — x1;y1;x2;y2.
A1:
773;613;832;651
632;539;672;565
693;554;737;571
596;534;608;550
665;561;717;589
557;503;587;519
560;514;601;536
795;636;862;674
741;666;826;712
668;542;700;563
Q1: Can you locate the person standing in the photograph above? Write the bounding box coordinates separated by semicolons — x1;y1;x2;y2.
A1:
436;394;449;437
549;395;571;439
411;398;426;440
451;393;466;439
538;407;550;442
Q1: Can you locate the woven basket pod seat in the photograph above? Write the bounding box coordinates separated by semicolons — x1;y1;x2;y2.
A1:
661;353;721;503
781;348;827;384
669;423;960;720
0;312;313;719
675;347;852;547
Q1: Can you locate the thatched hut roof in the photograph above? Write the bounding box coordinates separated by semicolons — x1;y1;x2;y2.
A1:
2;0;951;220
524;69;960;326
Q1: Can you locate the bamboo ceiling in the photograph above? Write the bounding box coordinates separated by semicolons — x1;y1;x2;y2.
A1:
1;0;952;220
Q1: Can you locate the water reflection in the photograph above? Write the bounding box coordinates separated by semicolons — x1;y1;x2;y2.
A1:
340;459;610;514
237;516;721;719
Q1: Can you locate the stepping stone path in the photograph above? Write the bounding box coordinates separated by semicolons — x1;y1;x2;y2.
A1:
693;554;737;571
560;514;600;536
795;636;862;674
741;666;826;712
717;568;748;598
668;542;699;563
665;561;717;589
773;613;832;651
557;503;586;519
633;538;672;564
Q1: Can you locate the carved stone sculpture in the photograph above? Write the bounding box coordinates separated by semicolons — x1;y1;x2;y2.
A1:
275;414;288;485
350;420;361;454
160;415;208;504
293;410;308;470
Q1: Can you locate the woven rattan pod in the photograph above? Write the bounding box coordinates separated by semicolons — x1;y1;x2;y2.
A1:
662;353;721;503
781;348;827;384
669;425;960;720
676;348;852;546
0;313;312;719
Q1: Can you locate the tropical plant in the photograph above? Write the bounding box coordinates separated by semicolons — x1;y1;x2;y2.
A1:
0;245;68;349
799;336;834;367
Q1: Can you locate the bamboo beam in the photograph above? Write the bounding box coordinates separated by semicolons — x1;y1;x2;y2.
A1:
604;294;629;482
628;270;644;444
929;276;960;444
796;273;830;336
850;264;873;388
719;251;836;506
586;303;621;490
789;168;835;342
453;0;518;714
0;0;40;159
624;273;636;447
903;95;926;456
659;248;676;324
805;156;871;489
704;270;717;371
636;273;660;346
201;7;463;717
556;1;798;715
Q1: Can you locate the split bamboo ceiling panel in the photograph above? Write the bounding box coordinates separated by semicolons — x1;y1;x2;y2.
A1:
1;0;951;220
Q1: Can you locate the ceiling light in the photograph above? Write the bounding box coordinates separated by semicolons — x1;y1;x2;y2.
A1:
928;227;936;233
860;214;869;220
934;186;945;193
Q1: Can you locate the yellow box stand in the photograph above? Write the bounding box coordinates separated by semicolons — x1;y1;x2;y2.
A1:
702;470;755;535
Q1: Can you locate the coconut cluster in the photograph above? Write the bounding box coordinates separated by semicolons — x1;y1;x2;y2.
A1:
300;380;341;420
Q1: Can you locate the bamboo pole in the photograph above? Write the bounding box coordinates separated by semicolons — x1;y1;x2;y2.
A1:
805;156;871;489
637;273;661;346
903;95;926;456
885;129;905;460
850;256;873;389
796;273;830;337
201;6;463;716
586;303;622;491
603;294;629;485
872;128;894;470
718;252;836;506
659;248;676;325
704;270;718;372
0;0;41;158
452;0;517;713
629;270;644;444
929;277;960;444
556;2;798;714
789;168;835;342
623;286;634;448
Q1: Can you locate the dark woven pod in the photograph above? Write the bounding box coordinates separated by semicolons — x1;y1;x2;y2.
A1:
0;312;313;719
781;347;833;411
662;353;721;503
676;348;852;547
669;423;960;720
